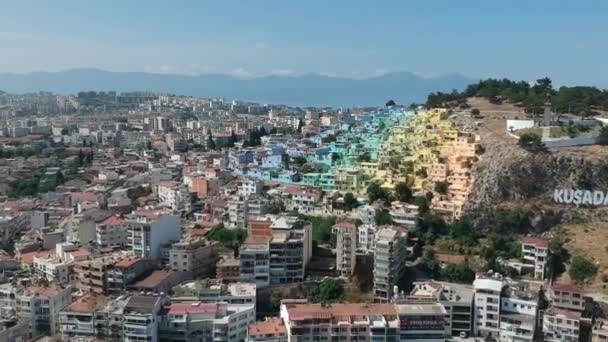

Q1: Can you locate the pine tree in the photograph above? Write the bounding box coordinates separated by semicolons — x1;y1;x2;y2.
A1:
78;149;85;166
207;132;216;150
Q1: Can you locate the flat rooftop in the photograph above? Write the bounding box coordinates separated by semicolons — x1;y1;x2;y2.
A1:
396;303;447;316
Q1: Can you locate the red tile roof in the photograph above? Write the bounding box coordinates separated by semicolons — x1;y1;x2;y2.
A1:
334;221;356;230
436;253;466;265
19;250;52;265
521;237;549;248
287;303;397;321
167;302;220;315
552;283;584;294
248;318;286;337
101;215;125;226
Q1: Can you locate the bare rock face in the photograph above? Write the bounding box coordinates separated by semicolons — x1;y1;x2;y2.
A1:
464;148;608;233
451;105;608;234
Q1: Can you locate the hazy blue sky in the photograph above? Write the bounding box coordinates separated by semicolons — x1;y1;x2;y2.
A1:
2;0;608;85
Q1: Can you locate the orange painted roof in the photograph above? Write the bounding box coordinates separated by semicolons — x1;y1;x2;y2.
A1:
248;318;286;337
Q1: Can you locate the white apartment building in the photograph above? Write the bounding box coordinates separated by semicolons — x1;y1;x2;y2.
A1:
592;319;608;342
0;213;29;248
18;285;72;338
521;237;550;280
334;221;357;277
499;282;539;342
160;302;255;342
389;203;420;230
157;181;191;211
374;226;408;301
238;177;263;197
550;283;586;312
126;210;181;259
407;281;474;337
123;295;165;342
280;301;400;342
96;215;129;247
240;235;271;288
172;279;256;306
169;237;218;278
357;223;376;253
473;274;503;338
543;306;581;342
227;196;249;228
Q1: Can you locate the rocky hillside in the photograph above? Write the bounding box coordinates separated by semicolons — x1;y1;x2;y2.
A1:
453;98;608;233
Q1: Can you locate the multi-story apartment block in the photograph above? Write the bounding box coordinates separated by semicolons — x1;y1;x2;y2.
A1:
407;281;474;337
240;216;311;288
169;237;218;278
389;203;420;230
18;285;72;338
172;279;256;306
550;283;586;312
334;221;357;277
227;196;249;228
96;215;129;247
74;254;156;295
125;210;181;259
157;181;191;211
521;237;550;280
0;213;29;248
216;257;241;282
543;306;581;342
473;274;503;338
374;226;408;301
59;294;110;341
592;319;608;342
123;295;165;342
237;177;263;197
159;302;255;342
247;317;287;342
499;282;539;342
357;223;376;253
240;235;271;288
396;302;450;341
280;301;400;341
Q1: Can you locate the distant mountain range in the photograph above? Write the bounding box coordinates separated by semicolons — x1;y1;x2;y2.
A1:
0;68;474;107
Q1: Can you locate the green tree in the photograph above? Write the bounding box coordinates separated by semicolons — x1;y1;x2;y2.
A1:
322;134;337;144
375;210;392;226
358;152;371;163
309;278;344;303
569;255;598;283
77;149;85;166
331;152;340;164
343;193;359;211
518;132;544;152
434;181;448;194
395;182;412;203
208;226;248;258
207;132;216;150
293;155;307;165
367;182;390;204
440;264;475;283
471;108;481;117
55;170;65;185
310;216;337;243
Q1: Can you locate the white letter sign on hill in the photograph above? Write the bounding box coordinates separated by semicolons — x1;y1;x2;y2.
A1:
554;189;608;206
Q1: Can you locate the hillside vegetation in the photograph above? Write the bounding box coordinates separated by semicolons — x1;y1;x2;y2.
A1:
428;77;608;116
